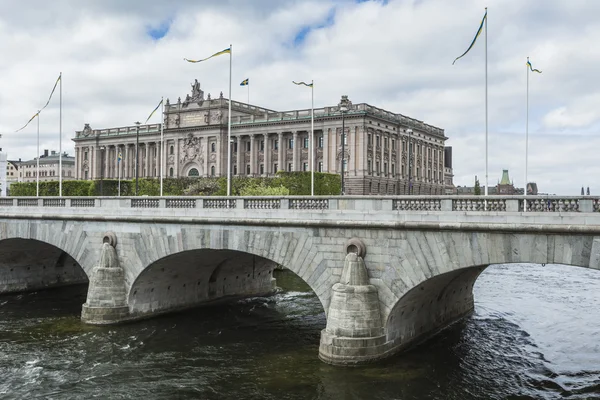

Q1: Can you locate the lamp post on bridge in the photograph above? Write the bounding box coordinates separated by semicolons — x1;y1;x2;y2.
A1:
135;121;141;196
338;96;350;195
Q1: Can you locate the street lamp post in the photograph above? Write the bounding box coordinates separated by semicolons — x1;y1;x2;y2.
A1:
406;129;413;194
338;96;349;195
100;146;105;196
135;121;141;196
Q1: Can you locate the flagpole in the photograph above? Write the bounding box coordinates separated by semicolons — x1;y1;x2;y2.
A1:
524;57;530;212
310;80;314;196
59;72;63;197
36;112;40;197
247;83;250;105
227;44;232;197
160;96;164;197
484;8;488;202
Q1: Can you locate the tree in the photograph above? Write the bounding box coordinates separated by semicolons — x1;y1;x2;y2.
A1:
474;176;481;195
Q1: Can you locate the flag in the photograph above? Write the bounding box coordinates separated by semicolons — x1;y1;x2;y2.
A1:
527;60;542;73
184;47;231;63
292;81;313;87
40;74;61;112
118;152;122;162
452;10;487;65
240;78;249;86
15;111;39;132
144;99;163;124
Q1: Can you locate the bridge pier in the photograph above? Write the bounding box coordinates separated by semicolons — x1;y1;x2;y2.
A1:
81;233;130;325
319;245;389;365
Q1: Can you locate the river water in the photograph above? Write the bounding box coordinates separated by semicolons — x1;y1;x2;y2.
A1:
0;263;599;400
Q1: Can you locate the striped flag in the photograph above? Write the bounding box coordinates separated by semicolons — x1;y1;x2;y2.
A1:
527;60;542;73
184;47;231;63
452;10;487;65
144;99;163;124
292;81;313;87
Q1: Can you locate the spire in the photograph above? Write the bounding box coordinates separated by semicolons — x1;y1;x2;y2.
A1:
499;169;510;185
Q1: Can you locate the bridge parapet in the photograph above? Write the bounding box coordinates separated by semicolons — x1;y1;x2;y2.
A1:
1;195;599;213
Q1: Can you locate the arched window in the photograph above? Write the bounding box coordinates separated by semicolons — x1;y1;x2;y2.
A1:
169;167;174;177
210;166;215;176
188;168;199;177
170;145;174;155
211;143;216;153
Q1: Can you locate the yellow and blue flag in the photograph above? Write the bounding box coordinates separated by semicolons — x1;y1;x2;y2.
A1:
184;47;231;63
240;78;249;86
15;73;61;132
144;99;163;124
118;152;122;162
453;10;487;65
15;111;40;133
527;60;542;73
292;81;313;87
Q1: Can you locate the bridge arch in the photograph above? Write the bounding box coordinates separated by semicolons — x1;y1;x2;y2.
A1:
0;237;88;294
381;230;600;358
123;226;329;319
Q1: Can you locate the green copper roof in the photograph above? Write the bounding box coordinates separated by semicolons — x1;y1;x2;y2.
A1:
499;169;511;185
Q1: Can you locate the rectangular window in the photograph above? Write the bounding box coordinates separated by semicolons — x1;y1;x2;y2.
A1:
303;162;308;171
288;139;294;149
384;163;388;175
384;138;388;148
318;161;323;172
274;140;278;150
303;138;309;148
233;142;238;152
368;133;372;144
260;141;265;151
84;152;88;160
84;171;88;179
246;165;251;174
417;167;420;177
376;136;380;146
246;142;251;151
260;164;264;174
392;164;395;176
233;165;238;175
288;163;293;172
318;136;324;148
274;163;278;173
392;139;395;150
376;162;380;174
368;160;372;174
343;133;347;145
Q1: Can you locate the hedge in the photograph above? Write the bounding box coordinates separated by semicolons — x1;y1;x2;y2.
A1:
8;172;341;197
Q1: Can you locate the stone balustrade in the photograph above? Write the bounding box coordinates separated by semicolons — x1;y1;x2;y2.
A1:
1;196;598;213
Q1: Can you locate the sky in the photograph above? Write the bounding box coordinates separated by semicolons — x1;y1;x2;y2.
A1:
0;0;598;195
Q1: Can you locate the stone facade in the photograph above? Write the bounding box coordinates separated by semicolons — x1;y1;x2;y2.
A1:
72;80;452;195
19;150;76;183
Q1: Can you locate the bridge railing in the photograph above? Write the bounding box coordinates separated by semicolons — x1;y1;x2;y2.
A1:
0;196;598;213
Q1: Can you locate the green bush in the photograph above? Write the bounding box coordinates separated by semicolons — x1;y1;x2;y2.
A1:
8;173;341;197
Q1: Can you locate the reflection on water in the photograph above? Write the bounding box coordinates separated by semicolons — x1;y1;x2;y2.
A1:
0;264;599;399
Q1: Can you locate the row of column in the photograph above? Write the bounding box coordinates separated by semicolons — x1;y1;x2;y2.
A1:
76;142;165;180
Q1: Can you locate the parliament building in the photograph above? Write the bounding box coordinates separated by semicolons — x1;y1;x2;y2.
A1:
73;80;453;195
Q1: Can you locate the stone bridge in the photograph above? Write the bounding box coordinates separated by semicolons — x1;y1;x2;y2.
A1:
1;195;599;365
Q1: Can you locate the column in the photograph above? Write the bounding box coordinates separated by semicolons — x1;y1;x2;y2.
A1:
112;146;117;179
249;134;255;175
387;134;392;178
174;139;180;177
215;135;221;176
292;132;298;172
74;148;80;179
323;129;329;172
264;134;270;175
352;126;357;176
277;132;287;171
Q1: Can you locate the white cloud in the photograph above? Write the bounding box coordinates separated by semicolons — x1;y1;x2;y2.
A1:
0;0;598;195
